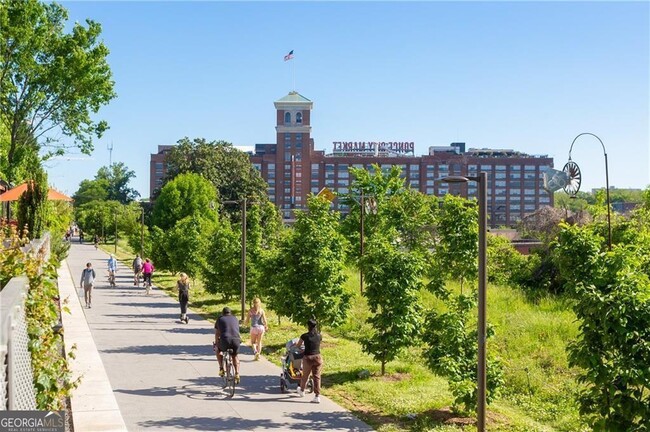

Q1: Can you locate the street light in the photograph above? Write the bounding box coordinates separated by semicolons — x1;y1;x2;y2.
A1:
568;133;612;250
139;206;145;256
437;172;487;432
219;198;259;321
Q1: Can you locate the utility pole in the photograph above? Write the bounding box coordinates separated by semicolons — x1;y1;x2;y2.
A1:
107;141;114;166
140;207;145;256
240;198;247;321
114;212;118;254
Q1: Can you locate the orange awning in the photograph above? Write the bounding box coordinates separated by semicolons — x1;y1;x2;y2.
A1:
0;183;73;202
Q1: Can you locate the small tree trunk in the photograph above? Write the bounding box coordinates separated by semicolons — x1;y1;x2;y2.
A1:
381;360;386;376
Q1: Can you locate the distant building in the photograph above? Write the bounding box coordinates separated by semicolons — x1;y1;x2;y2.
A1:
151;91;555;227
149;145;174;198
249;92;554;227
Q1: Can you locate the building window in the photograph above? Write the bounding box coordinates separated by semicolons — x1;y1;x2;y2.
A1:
252;163;261;171
284;112;291;124
481;164;492;171
296;112;302;123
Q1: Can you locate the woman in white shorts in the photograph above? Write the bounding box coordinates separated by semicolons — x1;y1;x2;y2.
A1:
245;297;268;360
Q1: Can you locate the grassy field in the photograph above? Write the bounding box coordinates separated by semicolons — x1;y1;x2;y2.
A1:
103;240;586;431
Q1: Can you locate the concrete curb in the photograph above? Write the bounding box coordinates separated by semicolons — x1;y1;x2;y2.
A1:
58;259;128;432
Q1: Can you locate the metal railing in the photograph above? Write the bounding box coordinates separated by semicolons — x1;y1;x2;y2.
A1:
0;233;51;410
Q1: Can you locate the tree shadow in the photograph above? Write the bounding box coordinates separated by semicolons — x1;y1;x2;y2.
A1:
164;327;214;335
110;302;176;309
101;343;212;356
321;368;368;386
138;416;285;431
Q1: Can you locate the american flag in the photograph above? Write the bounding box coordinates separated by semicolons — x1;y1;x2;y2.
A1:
284;50;294;61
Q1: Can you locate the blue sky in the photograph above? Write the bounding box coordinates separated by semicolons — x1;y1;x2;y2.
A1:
45;1;649;198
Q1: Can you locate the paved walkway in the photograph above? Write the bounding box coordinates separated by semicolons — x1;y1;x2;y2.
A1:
63;242;372;431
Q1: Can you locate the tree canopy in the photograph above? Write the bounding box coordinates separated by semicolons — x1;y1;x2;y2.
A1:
73;162;139;206
0;0;116;183
162;137;267;208
152;172;217;231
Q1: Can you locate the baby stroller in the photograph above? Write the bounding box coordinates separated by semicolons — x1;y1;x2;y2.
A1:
280;338;314;394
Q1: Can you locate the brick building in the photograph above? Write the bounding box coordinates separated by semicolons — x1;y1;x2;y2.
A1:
151;91;555;227
249;91;554;226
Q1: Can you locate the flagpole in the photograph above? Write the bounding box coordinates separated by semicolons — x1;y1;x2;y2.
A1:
292;57;295;91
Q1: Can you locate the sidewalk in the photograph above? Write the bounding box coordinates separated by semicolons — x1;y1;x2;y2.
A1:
63;242;372;431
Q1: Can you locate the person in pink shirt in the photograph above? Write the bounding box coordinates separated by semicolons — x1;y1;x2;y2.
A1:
142;258;155;295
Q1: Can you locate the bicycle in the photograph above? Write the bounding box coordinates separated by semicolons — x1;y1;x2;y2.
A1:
144;274;152;295
214;343;236;397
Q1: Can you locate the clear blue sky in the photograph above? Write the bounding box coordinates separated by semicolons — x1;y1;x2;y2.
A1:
45;1;649;199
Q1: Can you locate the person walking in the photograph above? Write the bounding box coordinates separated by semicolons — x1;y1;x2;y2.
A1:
245;297;268;360
177;272;190;324
132;254;143;286
295;319;323;403
79;262;96;308
107;254;117;287
214;307;241;383
142;258;154;295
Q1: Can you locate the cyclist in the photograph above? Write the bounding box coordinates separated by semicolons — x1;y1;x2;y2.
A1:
132;254;143;286
214;307;241;384
107;254;117;286
94;234;99;249
142;258;154;295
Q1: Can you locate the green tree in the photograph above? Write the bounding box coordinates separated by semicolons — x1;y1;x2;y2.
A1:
361;228;423;375
96;163;139;204
152;173;217;231
423;289;504;413
554;224;650;429
17;169;48;239
162;137;267;216
73;163;139;206
165;215;215;278
72;178;109;206
431;194;478;293
340;164;406;263
486;233;527;286
245;201;283;300
265;195;350;327
204;216;240;298
0;0;115;183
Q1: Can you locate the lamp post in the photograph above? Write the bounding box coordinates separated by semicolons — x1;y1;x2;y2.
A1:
438;172;487;432
568;133;612;250
114;211;118;254
140;206;145;257
221;198;258;321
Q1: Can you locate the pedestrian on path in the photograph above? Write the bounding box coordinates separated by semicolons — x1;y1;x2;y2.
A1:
142;258;154;295
132;254;143;286
245;297;268;360
107;254;117;287
79;262;96;308
295;319;323;403
177;272;190;324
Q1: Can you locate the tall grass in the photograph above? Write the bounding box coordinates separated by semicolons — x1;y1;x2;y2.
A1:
104;241;585;431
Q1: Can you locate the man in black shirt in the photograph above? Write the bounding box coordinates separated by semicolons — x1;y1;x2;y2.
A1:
214;307;241;383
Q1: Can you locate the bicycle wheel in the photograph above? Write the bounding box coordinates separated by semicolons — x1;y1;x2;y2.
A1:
226;359;236;397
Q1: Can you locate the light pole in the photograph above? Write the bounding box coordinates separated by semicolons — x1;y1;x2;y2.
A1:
114;211;118;254
568;133;612;250
221;198;258;321
438;172;487;432
140;206;145;256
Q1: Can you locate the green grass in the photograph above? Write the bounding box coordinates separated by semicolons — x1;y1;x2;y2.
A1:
102;241;586;431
